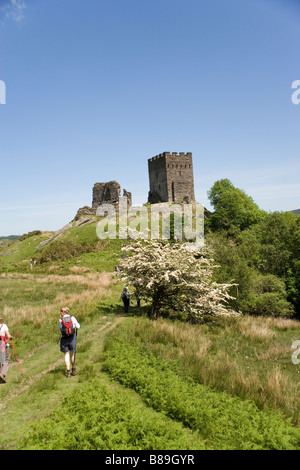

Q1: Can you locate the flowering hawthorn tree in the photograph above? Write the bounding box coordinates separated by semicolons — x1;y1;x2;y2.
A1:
119;240;237;321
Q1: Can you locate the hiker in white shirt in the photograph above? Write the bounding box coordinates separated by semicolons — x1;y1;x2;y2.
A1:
59;307;80;378
0;316;13;384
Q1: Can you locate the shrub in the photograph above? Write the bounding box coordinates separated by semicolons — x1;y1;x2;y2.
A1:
39;240;95;263
19;230;42;241
242;274;294;317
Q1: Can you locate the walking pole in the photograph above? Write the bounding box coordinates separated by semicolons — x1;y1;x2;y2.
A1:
10;339;22;375
74;328;78;365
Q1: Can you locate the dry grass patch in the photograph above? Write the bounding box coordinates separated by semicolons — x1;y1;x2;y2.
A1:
260;366;300;419
256;343;293;361
0;272;111;289
1;272;113;328
36;272;111;289
54;285;111;309
132;316;300;422
265;317;300;331
139;318;212;359
2;304;55;328
69;266;91;274
226;316;276;341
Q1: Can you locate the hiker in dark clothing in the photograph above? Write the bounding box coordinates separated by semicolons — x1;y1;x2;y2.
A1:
59;307;80;378
121;287;130;313
0;316;13;384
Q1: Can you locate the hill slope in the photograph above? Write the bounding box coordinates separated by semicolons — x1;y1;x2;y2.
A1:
0;215;123;274
0;216;299;450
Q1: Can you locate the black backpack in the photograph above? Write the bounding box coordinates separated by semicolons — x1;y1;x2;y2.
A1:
61;315;76;337
121;290;129;300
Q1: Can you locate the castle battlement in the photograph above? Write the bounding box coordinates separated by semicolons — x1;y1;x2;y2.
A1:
148;151;195;204
148;152;192;162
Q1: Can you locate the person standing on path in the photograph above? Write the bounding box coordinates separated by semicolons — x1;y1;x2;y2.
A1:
59;307;80;378
121;287;130;313
0;316;13;384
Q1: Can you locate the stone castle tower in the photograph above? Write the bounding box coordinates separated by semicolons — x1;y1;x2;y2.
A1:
148;152;195;204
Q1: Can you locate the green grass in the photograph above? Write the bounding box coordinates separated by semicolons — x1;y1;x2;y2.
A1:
0;221;300;450
102;319;300;450
0;276;88;309
0;295;204;450
117;316;300;423
0;221;113;273
21;378;205;450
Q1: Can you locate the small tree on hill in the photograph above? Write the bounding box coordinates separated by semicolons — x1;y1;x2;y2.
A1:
119;240;237;322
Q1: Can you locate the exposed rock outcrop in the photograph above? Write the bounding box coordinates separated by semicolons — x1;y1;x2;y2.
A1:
73;206;97;221
36;223;73;250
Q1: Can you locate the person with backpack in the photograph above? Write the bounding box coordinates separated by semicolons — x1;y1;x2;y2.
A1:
121;287;130;313
0;316;13;384
59;307;80;378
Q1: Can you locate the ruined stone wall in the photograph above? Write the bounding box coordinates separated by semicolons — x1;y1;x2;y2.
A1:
92;181;121;208
74;181;131;221
92;181;132;208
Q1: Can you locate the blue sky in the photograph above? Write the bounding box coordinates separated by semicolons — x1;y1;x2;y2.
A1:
0;0;299;235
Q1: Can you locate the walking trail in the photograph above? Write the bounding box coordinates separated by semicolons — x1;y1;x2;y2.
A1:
0;317;124;415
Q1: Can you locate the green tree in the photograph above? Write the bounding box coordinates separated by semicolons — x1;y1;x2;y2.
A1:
242;274;294;317
257;212;300;315
206;230;295;317
258;212;299;276
207;179;265;233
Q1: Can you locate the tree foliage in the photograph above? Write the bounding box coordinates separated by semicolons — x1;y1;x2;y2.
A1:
207;178;265;232
119;240;237;322
206;180;300;317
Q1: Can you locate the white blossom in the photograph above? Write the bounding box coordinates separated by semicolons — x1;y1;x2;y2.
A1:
119;240;238;321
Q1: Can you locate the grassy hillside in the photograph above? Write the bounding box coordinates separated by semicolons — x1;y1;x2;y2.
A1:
0;217;299;450
0;218;124;274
